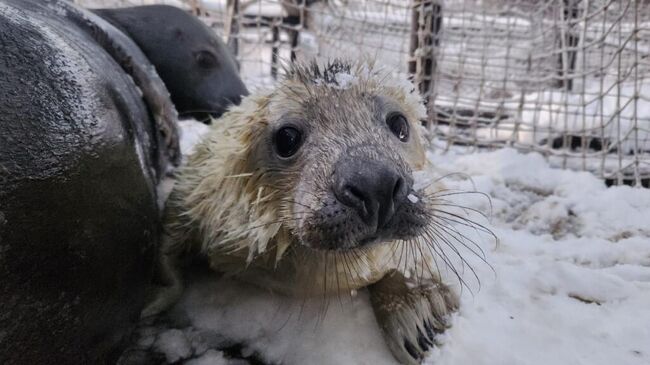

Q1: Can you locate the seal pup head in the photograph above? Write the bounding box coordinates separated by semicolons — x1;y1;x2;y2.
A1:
176;60;450;264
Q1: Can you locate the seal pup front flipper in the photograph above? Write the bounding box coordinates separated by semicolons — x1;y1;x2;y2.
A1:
140;233;184;318
369;270;459;365
51;0;181;173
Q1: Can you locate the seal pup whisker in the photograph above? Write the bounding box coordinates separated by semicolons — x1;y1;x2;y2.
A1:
429;218;490;272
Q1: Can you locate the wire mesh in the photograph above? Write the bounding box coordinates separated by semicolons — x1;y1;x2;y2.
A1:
75;0;650;187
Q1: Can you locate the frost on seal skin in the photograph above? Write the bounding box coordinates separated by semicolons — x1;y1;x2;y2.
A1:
145;59;483;364
0;0;169;363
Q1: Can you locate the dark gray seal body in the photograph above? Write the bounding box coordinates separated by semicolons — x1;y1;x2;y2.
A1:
95;5;249;122
0;0;164;363
0;0;244;363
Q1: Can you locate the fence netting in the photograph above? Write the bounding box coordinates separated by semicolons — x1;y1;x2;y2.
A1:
76;0;650;187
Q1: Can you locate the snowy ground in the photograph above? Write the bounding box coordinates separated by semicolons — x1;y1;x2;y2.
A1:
132;121;650;365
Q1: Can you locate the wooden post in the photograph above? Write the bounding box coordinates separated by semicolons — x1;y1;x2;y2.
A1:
189;0;201;16
283;0;309;62
225;0;240;70
271;21;280;79
409;0;442;127
557;0;581;90
290;27;299;62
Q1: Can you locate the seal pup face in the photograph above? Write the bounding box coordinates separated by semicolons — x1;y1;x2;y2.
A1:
94;5;248;121
246;60;429;251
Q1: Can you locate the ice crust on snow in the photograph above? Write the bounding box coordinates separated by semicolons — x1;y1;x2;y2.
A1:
148;118;650;365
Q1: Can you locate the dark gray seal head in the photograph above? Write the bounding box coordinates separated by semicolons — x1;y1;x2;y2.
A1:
94;5;249;122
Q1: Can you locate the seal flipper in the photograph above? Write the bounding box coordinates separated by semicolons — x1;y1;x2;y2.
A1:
140;233;184;318
52;0;181;175
369;270;458;365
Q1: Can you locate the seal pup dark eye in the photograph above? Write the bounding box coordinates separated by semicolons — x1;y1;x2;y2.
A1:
274;126;303;158
386;112;409;142
195;50;218;69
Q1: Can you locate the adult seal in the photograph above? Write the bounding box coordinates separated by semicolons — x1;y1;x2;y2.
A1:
0;0;244;363
145;60;469;365
94;5;249;122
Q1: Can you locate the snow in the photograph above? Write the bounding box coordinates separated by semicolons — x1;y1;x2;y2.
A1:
424;148;650;365
178;120;211;157
144;122;650;365
185;350;230;365
155;329;193;363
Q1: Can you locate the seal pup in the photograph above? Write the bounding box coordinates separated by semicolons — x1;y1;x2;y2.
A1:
146;60;468;364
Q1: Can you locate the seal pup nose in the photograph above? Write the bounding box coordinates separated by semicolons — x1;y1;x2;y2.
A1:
334;159;407;228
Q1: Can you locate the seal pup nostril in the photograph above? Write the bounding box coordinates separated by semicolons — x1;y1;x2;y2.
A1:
393;176;407;201
393;177;402;199
339;183;372;221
